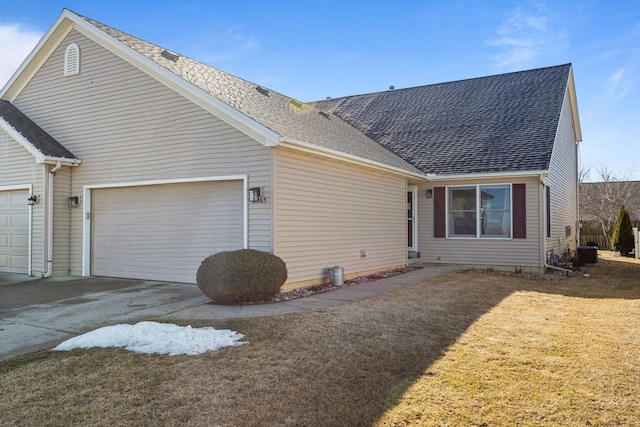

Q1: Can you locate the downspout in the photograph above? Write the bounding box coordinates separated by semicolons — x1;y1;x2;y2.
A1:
575;140;581;247
43;161;62;277
28;186;33;276
539;174;573;275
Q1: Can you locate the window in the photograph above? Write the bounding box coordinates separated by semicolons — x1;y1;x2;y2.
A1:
64;43;80;76
447;184;511;238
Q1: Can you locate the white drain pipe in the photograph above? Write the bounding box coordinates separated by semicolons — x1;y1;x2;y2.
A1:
43;161;62;277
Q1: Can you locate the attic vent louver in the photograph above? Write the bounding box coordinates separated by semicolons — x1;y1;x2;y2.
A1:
64;43;80;76
161;50;179;62
256;86;269;96
319;111;330;119
289;99;303;108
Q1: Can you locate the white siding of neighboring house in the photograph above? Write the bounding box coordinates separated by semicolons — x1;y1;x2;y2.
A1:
545;90;579;258
418;176;543;272
0;130;46;274
12;29;272;276
274;148;407;288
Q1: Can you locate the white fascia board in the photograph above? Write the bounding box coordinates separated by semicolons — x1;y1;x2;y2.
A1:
1;13;73;100
41;156;81;166
65;11;280;148
567;67;583;143
279;138;428;180
427;170;549;181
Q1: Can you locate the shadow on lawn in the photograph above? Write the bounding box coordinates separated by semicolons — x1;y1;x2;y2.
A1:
194;255;640;426
2;256;637;426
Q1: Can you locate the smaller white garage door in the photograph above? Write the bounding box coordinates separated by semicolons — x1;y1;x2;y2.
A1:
92;180;244;283
0;190;29;274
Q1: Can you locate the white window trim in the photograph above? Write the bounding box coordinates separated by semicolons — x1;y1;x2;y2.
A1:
408;186;418;251
446;183;513;240
64;43;80;76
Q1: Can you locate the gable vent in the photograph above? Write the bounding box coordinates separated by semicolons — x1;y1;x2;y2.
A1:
64;43;80;76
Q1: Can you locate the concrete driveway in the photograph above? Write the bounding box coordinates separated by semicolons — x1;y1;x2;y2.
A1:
0;273;208;361
0;264;461;361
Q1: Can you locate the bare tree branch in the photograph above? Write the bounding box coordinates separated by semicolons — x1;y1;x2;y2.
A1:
580;164;640;247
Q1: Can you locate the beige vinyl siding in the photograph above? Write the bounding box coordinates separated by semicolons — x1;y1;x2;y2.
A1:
274;148;407;286
13;29;272;276
419;176;542;271
52;167;72;275
0;130;45;274
546;91;579;256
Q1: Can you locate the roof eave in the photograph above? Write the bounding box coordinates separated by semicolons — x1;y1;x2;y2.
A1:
66;11;280;148
426;170;549;181
40;156;81;166
567;66;583;143
0;115;79;164
279;138;428;180
3;9;280;147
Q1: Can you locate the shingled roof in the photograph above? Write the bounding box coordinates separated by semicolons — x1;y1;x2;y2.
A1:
0;100;77;160
40;11;572;177
316;64;572;176
76;13;421;175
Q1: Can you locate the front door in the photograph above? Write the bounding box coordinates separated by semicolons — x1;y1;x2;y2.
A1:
407;187;417;251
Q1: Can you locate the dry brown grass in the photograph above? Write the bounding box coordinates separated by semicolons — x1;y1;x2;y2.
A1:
1;251;639;426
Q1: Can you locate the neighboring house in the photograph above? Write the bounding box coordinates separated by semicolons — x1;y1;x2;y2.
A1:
0;9;582;287
579;181;640;248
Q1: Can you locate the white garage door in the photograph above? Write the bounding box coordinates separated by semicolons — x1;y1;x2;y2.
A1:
0;190;29;274
92;180;244;283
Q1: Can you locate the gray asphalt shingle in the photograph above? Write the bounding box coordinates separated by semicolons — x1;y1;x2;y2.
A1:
9;10;572;177
0;100;77;160
316;64;571;175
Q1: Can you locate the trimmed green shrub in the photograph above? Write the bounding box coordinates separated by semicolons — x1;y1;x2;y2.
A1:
196;249;287;304
610;205;634;256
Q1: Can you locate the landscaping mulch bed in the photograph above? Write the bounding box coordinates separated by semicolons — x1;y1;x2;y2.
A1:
257;266;422;303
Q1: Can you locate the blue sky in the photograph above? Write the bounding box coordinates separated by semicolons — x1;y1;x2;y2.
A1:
1;1;638;181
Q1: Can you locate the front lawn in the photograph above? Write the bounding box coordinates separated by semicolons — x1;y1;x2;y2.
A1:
1;252;638;426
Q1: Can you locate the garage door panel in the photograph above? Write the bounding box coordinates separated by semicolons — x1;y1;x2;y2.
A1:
92;180;244;283
9;255;28;269
10;234;28;248
0;190;29;274
10;212;28;227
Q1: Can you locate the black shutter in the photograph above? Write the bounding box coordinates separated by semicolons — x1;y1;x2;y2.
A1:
434;187;446;238
512;183;526;238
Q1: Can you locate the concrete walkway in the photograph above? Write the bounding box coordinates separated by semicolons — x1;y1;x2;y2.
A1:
0;264;459;360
